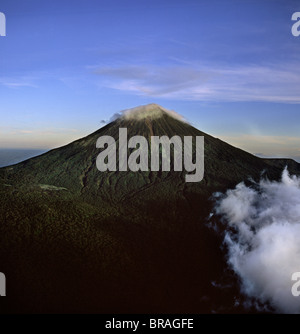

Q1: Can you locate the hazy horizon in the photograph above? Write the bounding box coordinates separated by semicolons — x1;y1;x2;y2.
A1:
0;130;299;168
0;148;47;167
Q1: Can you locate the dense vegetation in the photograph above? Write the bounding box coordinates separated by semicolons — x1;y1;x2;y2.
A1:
0;111;299;313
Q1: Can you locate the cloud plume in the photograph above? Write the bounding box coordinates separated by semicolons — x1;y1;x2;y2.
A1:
213;168;300;313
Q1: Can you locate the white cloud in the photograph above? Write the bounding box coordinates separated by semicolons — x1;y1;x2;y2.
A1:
213;168;300;313
94;63;300;103
95;65;210;97
121;103;185;122
0;77;37;88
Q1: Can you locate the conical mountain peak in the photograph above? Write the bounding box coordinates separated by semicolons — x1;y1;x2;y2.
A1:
0;101;299;315
121;103;185;122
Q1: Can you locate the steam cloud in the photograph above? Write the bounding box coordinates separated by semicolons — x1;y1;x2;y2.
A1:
213;168;300;313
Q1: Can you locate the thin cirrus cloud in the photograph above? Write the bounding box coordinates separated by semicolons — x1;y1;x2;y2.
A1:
0;77;38;89
94;63;300;103
95;65;212;96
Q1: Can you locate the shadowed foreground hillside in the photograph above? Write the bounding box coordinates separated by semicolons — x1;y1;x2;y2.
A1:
0;104;299;313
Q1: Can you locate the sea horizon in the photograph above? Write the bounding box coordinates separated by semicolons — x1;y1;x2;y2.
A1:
0;148;48;168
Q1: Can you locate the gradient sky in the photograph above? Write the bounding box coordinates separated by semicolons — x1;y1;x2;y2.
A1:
0;0;299;161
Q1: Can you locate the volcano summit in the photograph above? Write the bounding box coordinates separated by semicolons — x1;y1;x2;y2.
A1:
0;104;299;313
96;121;204;182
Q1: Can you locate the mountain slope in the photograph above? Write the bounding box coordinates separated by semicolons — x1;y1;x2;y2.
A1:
0;104;299;313
0;104;287;201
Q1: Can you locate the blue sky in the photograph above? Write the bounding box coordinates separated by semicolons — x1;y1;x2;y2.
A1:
0;0;300;161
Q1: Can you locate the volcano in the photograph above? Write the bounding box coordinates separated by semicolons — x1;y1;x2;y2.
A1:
0;103;299;313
